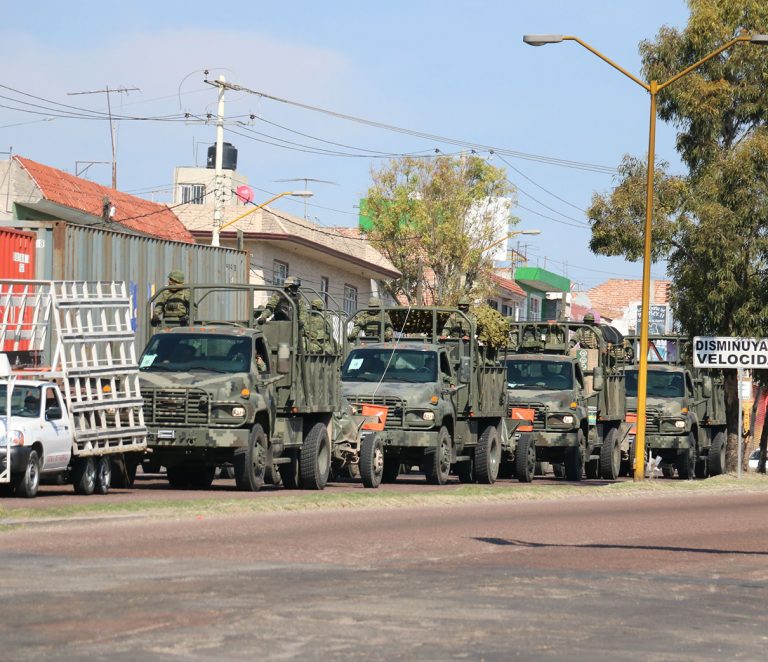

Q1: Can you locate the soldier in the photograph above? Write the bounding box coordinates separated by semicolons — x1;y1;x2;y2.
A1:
256;276;307;327
306;298;335;353
441;298;475;339
569;312;602;349
151;270;190;326
348;296;394;341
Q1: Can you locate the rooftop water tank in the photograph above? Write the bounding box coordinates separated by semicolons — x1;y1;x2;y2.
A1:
207;142;237;171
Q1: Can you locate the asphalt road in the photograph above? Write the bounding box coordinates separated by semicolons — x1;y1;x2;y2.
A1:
1;489;767;660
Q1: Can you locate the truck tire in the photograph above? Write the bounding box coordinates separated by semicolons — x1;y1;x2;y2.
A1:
14;449;40;498
599;427;620;480
709;430;726;476
475;425;501;484
424;426;452;485
266;461;283;487
300;422;331;490
564;430;585;481
381;460;400;483
676;433;696;480
515;433;535;483
360;433;384;488
73;457;96;495
94;457;112;495
110;455;137;488
234;424;268;492
278;451;301;489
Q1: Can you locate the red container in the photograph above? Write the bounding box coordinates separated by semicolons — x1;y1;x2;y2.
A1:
0;227;37;352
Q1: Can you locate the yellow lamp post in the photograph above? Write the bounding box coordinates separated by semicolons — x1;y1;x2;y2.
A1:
523;31;768;480
213;190;314;242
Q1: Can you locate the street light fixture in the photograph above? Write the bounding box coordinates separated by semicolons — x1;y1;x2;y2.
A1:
213;190;314;242
523;30;768;480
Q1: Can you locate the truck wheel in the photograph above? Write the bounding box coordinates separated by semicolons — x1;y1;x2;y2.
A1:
278;451;301;489
111;456;137;488
564;430;585;481
300;422;331;490
475;425;501;484
94;457;112;495
14;450;40;498
73;457;96;495
599;428;620;480
424;427;452;485
708;431;726;476
234;424;268;492
676;434;696;480
360;433;384;488
381;460;400;483
515;433;535;483
266;461;283;487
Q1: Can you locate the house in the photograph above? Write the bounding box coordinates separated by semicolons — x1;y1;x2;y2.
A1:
580;278;672;335
0;156;194;243
488;273;527;319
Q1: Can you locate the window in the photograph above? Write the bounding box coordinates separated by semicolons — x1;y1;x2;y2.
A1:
486;300;498;310
320;276;329;306
273;260;289;286
180;184;206;205
529;296;542;321
343;284;358;315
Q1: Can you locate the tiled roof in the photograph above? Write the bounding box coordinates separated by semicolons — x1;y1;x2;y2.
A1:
176;204;400;278
587;278;670;319
15;156;194;243
491;273;526;297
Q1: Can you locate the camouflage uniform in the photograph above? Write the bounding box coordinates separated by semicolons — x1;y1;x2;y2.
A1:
441;300;475;338
152;270;190;325
306;298;335;353
257;277;307;328
569;314;602;350
348;297;394;341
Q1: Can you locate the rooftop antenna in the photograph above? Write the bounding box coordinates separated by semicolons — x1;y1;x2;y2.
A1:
275;177;337;219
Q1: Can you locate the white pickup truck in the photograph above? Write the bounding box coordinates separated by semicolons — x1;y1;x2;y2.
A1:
0;378;111;498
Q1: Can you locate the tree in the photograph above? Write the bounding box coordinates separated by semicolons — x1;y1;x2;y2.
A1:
585;0;768;471
363;155;515;305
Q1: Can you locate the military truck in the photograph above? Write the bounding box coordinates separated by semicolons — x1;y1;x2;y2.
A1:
505;321;630;481
139;283;361;490
623;335;726;479
341;306;515;485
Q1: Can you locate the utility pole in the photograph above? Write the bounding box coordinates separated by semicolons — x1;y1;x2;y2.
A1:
210;75;227;246
67;86;139;189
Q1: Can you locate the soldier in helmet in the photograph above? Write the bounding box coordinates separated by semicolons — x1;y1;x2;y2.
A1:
348;296;394;341
151;270;190;326
569;312;603;349
306;297;336;353
441;298;476;339
256;276;307;326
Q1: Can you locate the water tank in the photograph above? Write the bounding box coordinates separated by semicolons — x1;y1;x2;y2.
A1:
206;142;238;171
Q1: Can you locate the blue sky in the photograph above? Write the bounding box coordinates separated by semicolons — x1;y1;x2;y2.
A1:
1;1;691;289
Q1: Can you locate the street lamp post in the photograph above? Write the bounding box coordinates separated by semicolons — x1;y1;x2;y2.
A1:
214;190;314;239
523;31;767;480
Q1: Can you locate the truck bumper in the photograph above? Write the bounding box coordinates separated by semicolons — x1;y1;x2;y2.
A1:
147;426;250;450
378;429;440;449
629;433;689;451
530;430;579;448
0;446;33;474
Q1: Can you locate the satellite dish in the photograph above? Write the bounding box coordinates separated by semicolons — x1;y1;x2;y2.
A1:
235;185;254;203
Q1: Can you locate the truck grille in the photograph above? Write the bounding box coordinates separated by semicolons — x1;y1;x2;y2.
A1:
627;408;661;433
508;402;546;430
349;396;404;429
141;388;209;426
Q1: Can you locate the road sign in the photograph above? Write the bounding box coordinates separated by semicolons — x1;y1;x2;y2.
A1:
693;336;768;368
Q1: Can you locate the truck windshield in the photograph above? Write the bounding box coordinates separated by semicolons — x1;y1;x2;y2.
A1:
506;359;573;390
139;334;253;374
625;369;685;398
0;384;43;418
341;348;438;384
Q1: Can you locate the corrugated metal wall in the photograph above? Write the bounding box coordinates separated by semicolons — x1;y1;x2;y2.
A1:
0;227;36;279
4;221;248;351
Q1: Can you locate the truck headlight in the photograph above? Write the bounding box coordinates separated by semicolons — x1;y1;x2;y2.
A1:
422;411;435;421
562;415;574;425
674;420;685;429
0;430;24;447
231;407;246;417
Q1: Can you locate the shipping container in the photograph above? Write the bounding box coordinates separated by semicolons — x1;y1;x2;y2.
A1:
0;228;37;353
2;221;248;351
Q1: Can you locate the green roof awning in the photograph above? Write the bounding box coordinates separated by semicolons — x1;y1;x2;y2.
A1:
515;266;570;293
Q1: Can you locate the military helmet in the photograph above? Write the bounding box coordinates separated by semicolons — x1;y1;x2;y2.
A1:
457;297;471;308
283;276;300;288
311;297;324;310
168;270;185;285
583;312;595;323
368;296;381;308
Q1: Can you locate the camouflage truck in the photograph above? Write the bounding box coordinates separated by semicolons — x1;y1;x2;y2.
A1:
138;283;358;490
623;335;726;479
340;307;514;485
505;321;630;481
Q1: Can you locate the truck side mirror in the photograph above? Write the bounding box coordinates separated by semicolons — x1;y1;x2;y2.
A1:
458;356;471;384
592;370;604;391
702;376;712;398
276;343;291;374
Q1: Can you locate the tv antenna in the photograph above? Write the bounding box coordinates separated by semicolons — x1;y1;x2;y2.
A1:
275;177;337;219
